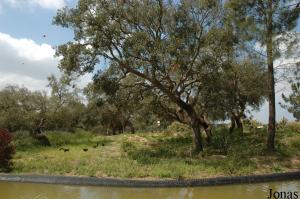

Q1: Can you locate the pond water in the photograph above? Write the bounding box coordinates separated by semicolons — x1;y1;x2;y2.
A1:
0;180;299;199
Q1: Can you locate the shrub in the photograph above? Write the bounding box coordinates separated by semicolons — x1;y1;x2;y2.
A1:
0;129;15;171
12;131;41;151
91;125;108;135
46;131;94;146
211;127;231;154
243;119;263;130
121;141;137;154
166;122;190;133
286;121;300;133
276;117;288;129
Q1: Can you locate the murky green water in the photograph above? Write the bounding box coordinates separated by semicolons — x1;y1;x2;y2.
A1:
0;180;299;199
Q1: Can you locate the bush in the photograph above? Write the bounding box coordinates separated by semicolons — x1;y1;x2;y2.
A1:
12;131;41;151
46;131;94;146
243;119;263;130
286;121;300;133
276;117;288;129
121;141;137;154
91;125;108;135
166;122;190;133
211;127;231;154
0;129;15;171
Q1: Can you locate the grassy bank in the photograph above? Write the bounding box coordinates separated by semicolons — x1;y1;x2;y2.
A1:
8;123;300;179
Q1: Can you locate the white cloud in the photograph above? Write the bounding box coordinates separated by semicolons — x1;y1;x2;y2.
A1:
0;32;92;92
0;32;59;91
0;72;48;91
0;32;59;81
3;0;67;10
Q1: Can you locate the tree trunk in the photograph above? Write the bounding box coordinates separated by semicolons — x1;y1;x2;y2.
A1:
201;115;212;143
266;0;276;151
173;99;206;152
31;118;50;146
235;117;243;131
229;113;243;134
229;117;236;133
204;128;212;143
128;122;135;134
191;119;203;153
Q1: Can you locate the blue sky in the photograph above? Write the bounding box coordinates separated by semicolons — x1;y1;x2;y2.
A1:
0;0;74;45
0;0;297;123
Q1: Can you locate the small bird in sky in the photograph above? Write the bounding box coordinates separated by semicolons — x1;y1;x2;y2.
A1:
43;34;46;38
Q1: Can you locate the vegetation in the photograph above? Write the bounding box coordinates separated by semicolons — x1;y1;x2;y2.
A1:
52;0;300;152
0;129;15;172
0;0;299;178
281;78;300;121
9;123;300;179
226;0;300;150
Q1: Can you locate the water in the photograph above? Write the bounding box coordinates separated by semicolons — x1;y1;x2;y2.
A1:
0;180;299;199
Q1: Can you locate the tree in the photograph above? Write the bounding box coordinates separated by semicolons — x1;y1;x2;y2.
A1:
47;75;86;132
224;59;267;133
87;74;137;134
0;86;50;146
0;86;27;132
0;86;48;132
225;0;300;150
281;78;300;121
85;66;161;134
54;0;233;152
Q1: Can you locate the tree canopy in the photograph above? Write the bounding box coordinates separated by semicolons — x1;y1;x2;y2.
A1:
225;0;300;150
51;0;279;152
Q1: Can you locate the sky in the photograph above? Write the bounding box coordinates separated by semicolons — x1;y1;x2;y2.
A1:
0;0;297;123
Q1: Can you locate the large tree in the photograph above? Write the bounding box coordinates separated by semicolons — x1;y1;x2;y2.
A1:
281;73;300;121
47;75;86;131
53;0;233;152
0;86;48;133
225;0;300;150
223;59;267;133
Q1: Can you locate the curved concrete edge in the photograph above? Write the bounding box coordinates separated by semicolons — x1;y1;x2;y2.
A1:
0;171;299;187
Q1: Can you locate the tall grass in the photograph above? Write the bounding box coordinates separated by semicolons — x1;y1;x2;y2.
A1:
9;125;300;179
13;130;112;151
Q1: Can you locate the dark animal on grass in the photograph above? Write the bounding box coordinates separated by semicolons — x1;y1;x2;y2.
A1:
83;148;88;152
59;148;69;152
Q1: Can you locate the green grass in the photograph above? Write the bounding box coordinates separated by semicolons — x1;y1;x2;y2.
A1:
7;126;300;179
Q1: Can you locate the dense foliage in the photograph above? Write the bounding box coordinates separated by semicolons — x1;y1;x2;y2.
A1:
281;80;300;121
0;129;15;171
0;0;299;154
52;0;290;152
